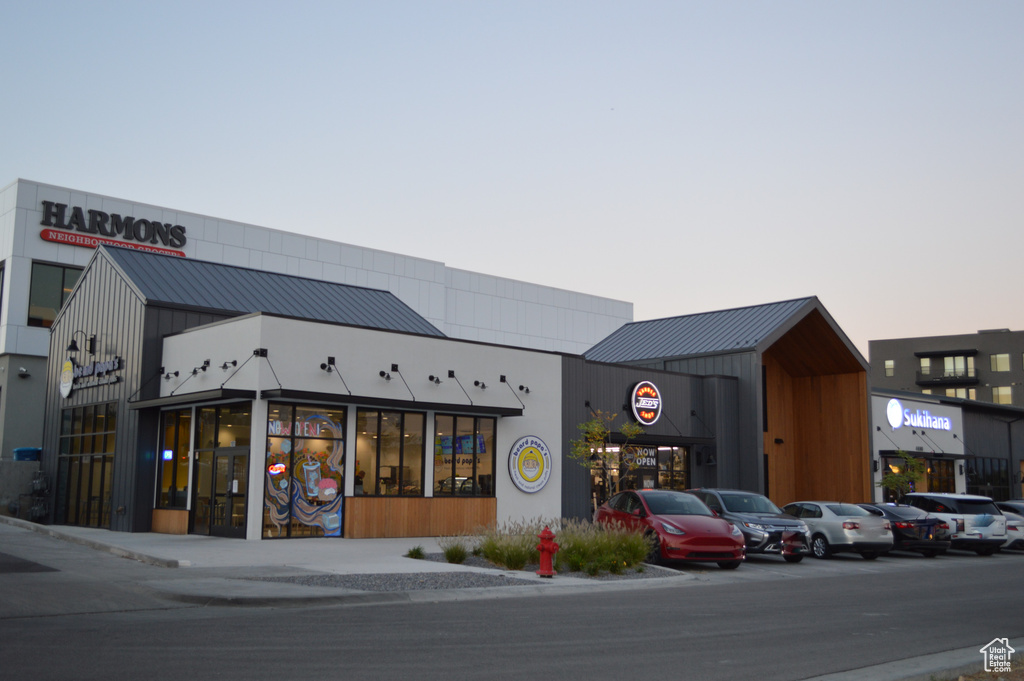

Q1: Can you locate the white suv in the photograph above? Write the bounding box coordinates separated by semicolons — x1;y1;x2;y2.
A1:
903;493;1007;556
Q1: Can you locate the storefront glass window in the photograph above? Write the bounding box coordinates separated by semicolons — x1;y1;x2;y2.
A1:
357;410;425;496
27;262;81;327
590;445;689;509
157;409;192;509
264;403;346;538
433;415;495;496
967;457;1010;501
56;401;117;528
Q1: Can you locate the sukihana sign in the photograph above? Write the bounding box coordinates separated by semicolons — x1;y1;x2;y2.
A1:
630;381;662;426
40;201;187;256
886;398;953;432
508;435;552;494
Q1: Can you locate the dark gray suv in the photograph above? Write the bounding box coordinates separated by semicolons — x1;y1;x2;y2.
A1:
687;488;810;563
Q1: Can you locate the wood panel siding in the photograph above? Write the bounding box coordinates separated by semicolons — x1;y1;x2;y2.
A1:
151;509;189;534
763;352;870;506
344;497;497;538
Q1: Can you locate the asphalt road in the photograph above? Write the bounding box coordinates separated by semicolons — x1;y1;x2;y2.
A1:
2;527;1022;681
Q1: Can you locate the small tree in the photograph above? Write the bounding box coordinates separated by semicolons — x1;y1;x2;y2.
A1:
568;409;645;471
877;451;926;500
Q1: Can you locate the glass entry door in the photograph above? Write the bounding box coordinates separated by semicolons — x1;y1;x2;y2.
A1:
192;447;248;538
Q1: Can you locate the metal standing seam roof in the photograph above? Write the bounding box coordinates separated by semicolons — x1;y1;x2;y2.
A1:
584;297;817;363
100;246;446;337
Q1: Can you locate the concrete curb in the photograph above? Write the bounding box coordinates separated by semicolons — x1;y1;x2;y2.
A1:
0;515;180;568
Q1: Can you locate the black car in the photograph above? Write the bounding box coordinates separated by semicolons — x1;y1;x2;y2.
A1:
858;503;950;557
686;488;810;563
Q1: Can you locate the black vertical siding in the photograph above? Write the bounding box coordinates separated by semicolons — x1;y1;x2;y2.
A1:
559;356;738;520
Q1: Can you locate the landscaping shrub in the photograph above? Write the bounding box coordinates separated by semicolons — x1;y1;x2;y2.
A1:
438;535;470;564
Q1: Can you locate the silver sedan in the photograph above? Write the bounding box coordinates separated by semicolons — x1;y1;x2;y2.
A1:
782;501;893;560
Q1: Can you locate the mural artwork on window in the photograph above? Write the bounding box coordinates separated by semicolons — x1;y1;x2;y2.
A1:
264;404;346;538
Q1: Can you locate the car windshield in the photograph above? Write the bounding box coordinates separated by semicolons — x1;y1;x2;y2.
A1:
826;504;872;517
643;491;713;517
721;493;781;514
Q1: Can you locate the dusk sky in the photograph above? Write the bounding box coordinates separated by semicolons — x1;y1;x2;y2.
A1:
3;1;1021;355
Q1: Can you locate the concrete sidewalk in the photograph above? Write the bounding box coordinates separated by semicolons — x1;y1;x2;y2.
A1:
0;515;687;608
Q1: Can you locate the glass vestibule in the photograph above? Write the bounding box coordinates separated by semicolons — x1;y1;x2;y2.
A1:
264;404;346;538
56;402;117;528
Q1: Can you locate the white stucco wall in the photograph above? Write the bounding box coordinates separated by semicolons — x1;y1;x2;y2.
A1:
160;314;565;534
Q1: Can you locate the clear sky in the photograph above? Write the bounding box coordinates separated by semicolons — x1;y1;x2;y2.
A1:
3;1;1021;356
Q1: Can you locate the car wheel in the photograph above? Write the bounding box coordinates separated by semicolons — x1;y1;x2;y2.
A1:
645;532;662;565
783;554;804;564
861;552;879;561
811;534;831;559
717;560;741;570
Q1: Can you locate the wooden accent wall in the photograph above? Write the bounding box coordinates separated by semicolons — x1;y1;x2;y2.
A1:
151;509;189;534
344;497;497;538
763;352;871;507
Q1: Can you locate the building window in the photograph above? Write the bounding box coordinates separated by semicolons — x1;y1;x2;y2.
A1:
357;409;424;496
433;414;495;496
884;360;894;377
920;358;931;375
265;404;346;538
156;409;192;509
921;389;932;395
28;262;82;327
945;388;976;400
991;353;1011;372
192;403;252;537
967;457;1010;501
56;402;117;528
992;386;1013;405
942;355;974;379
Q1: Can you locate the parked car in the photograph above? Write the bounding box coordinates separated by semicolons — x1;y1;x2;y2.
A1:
903;493;1007;556
996;500;1024;516
782;501;893;559
1001;511;1024;551
858;503;950;557
594;489;745;569
687;488;810;562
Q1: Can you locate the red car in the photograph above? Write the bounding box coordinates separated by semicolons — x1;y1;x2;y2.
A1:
594;489;746;569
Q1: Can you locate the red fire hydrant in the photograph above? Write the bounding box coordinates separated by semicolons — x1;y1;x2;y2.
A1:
536;526;560;578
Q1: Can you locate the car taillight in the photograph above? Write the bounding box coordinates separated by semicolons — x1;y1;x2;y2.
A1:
937;522;949;530
843;521;860;530
894;521;914;529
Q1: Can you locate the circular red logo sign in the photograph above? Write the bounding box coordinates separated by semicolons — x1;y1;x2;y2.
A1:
631;381;662;426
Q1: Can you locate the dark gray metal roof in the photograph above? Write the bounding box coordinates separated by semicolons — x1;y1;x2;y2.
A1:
585;297;817;363
100;246;445;337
